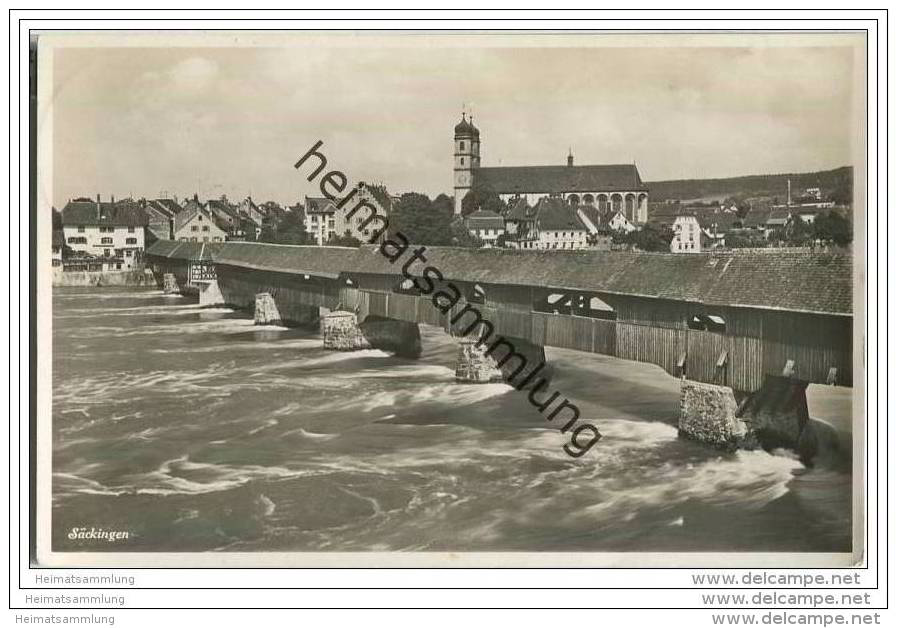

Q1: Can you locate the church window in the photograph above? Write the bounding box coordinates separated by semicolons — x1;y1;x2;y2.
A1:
460;141;465;150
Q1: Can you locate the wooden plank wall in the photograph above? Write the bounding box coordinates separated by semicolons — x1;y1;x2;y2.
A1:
232;270;852;392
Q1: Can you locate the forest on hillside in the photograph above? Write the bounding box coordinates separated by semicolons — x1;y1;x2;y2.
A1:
646;166;853;204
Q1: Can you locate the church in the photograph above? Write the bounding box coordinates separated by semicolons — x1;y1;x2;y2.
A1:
453;114;649;223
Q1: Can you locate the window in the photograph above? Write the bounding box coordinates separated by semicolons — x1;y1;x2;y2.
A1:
460;157;465;165
191;225;199;232
125;237;137;244
460;141;465;150
125;250;133;257
128;226;135;233
67;236;86;244
688;314;726;333
115;263;122;270
104;249;111;257
198;215;203;221
202;225;209;232
101;237;113;244
77;226;85;233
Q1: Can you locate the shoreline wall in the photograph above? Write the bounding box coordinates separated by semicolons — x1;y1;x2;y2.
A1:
52;269;157;288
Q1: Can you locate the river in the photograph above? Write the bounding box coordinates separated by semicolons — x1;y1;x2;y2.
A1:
51;287;853;554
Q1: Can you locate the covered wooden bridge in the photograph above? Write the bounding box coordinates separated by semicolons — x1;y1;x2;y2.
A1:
146;240;853;396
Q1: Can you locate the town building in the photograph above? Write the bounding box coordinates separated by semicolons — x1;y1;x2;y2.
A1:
452;113;649;223
464;209;505;246
206;197;253;240
51;230;63;268
173;198;227;243
143;198;182;241
607;210;638;233
304;182;391;245
236;196;267;227
503;196;590;250
61;195;148;270
574;205;615;250
670;215;709;253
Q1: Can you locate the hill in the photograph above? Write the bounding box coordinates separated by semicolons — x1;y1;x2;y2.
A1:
645;166;852;204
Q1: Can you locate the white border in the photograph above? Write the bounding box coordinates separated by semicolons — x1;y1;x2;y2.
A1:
7;10;885;614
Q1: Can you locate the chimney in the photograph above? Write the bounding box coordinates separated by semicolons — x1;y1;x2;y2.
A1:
96;194;101;220
567;148;574;167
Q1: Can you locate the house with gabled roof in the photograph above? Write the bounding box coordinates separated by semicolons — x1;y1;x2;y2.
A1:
464;209;505;246
173;198;227;243
236;196;266;227
503;196;589;250
143;198;183;241
61;195;149;270
304;182;391;245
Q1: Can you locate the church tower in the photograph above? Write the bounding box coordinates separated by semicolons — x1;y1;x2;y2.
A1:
453;113;480;215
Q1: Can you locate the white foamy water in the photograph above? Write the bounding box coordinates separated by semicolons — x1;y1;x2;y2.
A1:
51;286;852;553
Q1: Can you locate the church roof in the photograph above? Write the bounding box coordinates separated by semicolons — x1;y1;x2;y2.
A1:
474;164;648;194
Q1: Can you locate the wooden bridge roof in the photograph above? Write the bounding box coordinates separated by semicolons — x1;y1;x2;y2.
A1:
146;241;852;316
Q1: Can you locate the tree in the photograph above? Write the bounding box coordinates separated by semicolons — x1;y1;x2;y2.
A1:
449;217;483;248
614;223;674;252
813;210;852;246
784;216;814;246
432;193;454;216
388;192;450;245
726;231;766;249
258;224;277;243
274;208;311;245
461;188;506;217
328;232;362;247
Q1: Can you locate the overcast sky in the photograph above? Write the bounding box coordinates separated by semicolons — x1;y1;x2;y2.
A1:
48;36;860;208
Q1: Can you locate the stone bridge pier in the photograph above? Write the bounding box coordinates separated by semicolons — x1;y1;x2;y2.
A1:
162;273;180;295
196;279;225;307
321;311;422;359
454;330;550;390
678;375;811;458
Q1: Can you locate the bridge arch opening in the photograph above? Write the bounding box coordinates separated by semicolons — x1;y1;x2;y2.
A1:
687;313;727;333
468;283;487;305
586;296;617;320
395;277;422;295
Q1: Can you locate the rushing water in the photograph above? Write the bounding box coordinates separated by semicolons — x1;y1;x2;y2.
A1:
51;287;853;554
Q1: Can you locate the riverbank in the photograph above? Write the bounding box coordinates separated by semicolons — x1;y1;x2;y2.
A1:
52;269;157;288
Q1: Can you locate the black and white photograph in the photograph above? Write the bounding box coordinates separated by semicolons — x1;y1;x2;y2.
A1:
35;30;865;567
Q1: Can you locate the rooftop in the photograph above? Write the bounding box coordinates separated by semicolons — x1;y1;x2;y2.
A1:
474;163;648;195
146;242;852;316
61;199;148;228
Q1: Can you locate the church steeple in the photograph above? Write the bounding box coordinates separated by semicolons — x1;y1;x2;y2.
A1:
453;110;481;215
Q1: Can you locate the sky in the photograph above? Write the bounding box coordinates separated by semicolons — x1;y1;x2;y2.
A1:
47;35;860;208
